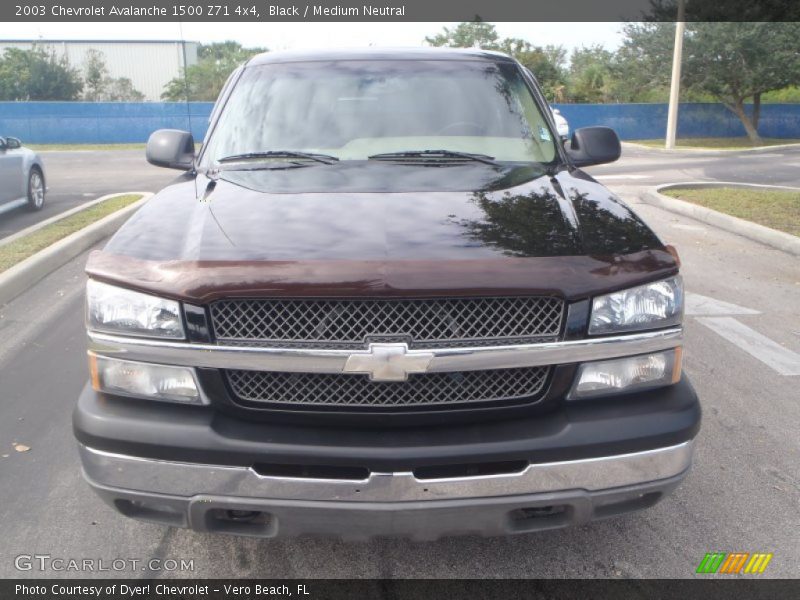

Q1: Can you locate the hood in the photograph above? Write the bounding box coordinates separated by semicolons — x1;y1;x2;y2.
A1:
89;165;675;302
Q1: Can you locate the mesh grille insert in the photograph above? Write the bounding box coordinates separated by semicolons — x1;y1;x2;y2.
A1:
210;296;564;349
225;367;550;409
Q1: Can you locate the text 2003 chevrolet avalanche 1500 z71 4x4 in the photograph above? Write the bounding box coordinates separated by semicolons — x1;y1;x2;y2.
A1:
74;48;699;540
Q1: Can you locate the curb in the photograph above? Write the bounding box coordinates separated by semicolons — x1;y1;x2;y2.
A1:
640;183;800;257
0;192;150;249
0;193;152;306
622;141;800;154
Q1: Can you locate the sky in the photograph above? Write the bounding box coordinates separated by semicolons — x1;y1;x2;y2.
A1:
5;22;625;53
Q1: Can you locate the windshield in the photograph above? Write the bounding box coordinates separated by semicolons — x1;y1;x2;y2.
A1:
201;60;558;167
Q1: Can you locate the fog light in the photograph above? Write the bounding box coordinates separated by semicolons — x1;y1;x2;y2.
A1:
568;349;681;400
89;353;204;404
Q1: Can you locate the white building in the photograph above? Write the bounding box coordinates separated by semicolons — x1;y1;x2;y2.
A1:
0;39;199;101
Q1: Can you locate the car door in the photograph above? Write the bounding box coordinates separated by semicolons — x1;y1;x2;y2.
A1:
0;137;26;204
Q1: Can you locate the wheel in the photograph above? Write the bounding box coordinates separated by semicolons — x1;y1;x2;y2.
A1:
26;167;45;211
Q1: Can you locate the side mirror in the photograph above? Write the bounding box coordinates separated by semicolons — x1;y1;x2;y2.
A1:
567;126;621;167
5;136;21;149
146;129;195;170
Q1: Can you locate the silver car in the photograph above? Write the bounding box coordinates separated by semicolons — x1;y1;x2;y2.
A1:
0;136;46;215
551;108;570;139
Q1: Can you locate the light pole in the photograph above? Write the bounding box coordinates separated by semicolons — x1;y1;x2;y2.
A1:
665;0;686;149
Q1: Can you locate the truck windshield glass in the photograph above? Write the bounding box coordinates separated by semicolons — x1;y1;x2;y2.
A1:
202;60;558;166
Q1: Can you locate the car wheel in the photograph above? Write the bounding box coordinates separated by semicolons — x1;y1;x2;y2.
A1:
26;167;45;211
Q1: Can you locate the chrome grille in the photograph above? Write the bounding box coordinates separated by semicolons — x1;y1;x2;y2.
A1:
225;367;551;409
210;297;564;349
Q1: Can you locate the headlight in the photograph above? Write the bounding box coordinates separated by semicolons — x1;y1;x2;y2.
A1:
86;280;184;338
568;349;682;400
589;276;683;335
89;353;204;404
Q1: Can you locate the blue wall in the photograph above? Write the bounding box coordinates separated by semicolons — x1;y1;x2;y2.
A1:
552;103;800;140
1;101;799;144
0;102;213;144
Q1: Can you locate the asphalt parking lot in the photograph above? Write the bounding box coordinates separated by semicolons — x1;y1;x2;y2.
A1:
0;147;798;578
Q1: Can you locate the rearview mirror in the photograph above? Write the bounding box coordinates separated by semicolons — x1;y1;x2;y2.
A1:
5;136;21;149
146;129;195;170
567;126;621;167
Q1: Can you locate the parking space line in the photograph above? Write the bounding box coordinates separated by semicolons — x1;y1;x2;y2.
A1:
594;174;652;180
696;317;800;376
685;293;761;316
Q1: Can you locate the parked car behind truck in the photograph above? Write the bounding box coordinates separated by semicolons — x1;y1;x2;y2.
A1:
75;48;700;540
552;107;569;138
0;136;46;215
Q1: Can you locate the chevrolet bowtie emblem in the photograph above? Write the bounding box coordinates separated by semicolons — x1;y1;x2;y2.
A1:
343;343;434;382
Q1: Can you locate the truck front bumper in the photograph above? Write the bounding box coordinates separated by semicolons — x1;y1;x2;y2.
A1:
75;374;699;540
79;441;692;540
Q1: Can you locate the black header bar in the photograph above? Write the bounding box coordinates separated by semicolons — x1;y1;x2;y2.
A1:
3;579;800;600
3;0;800;22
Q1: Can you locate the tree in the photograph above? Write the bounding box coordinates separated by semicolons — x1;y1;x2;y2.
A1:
619;22;800;142
0;46;83;100
502;40;567;101
81;49;145;101
425;22;567;101
102;77;145;102
161;41;266;101
82;49;108;101
684;23;800;142
567;46;617;103
614;22;675;102
425;20;500;49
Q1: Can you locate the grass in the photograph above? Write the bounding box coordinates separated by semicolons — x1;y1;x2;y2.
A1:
0;194;143;272
661;187;800;237
631;137;800;149
27;143;147;151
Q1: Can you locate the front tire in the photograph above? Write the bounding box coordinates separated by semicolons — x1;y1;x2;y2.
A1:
26;167;45;211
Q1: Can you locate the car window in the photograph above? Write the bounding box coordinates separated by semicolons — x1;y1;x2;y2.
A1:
201;60;558;166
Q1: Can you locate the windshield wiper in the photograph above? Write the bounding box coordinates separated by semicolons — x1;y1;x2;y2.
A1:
217;151;339;165
367;150;499;166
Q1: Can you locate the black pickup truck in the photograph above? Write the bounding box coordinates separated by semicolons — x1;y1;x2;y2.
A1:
74;48;699;540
